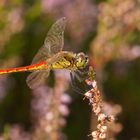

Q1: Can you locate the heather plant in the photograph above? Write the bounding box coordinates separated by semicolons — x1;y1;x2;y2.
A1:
91;0;140;139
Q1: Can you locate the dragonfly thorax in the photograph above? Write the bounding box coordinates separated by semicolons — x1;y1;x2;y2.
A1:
75;52;89;69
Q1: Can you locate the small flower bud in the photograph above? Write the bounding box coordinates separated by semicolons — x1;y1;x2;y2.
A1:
97;124;102;129
100;125;107;133
89;99;94;104
99;132;107;139
107;115;115;122
93;138;98;140
85;79;93;85
92;81;97;88
85;91;93;98
98;113;106;122
91;131;99;138
93;106;101;115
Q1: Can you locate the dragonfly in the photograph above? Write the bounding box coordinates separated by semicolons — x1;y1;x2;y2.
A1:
0;17;89;90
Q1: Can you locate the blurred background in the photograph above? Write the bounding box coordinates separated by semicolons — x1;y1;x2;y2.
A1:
0;0;140;140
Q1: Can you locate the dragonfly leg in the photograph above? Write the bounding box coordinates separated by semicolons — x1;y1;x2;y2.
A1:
70;72;85;95
74;69;90;82
70;68;93;95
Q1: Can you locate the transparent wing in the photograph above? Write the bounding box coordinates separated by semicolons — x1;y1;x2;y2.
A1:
70;65;93;94
32;17;66;64
26;70;50;89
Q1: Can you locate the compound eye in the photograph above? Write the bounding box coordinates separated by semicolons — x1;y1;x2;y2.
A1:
77;57;82;63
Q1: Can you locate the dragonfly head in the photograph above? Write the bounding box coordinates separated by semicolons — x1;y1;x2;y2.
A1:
75;53;89;69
